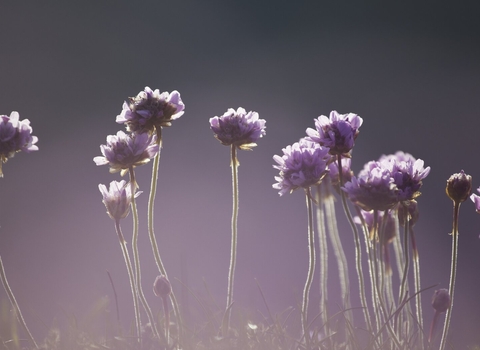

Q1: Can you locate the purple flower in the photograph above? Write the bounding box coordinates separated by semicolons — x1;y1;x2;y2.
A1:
327;156;353;189
306;110;363;156
431;289;450;313
94;130;159;175
379;151;430;202
98;180;141;221
0;111;39;177
209;107;266;150
273;138;330;196
446;170;472;204
470;187;480;213
116;87;185;135
343;161;398;211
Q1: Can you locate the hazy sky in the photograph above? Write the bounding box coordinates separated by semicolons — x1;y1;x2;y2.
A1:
1;1;480;347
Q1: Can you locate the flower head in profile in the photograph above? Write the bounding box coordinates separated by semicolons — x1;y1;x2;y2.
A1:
470;187;480;213
94;130;159;176
446;170;472;204
209;107;266;150
343;160;398;211
379;151;430;202
0;111;38;177
326;156;353;190
431;288;450;314
116;87;185;136
98;180;140;222
273;138;330;196
306;110;363;156
153;275;172;299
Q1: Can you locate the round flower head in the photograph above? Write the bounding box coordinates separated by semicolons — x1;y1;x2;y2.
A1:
306;110;363;156
98;180;140;222
343;160;398;211
116;87;185;136
209;107;266;150
94;130;159;176
431;288;450;313
470;187;480;213
153;275;172;298
0;111;38;177
273;138;330;196
379;151;430;202
446;170;472;204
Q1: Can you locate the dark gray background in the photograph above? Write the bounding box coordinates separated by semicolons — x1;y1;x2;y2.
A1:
0;1;479;347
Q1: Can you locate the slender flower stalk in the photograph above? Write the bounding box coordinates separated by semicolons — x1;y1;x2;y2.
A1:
0;255;39;349
440;170;472;350
154;275;173;344
429;289;450;344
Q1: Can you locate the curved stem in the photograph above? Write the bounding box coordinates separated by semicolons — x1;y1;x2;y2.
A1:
315;185;328;335
337;155;372;332
439;201;460;350
302;190;316;350
147;128;182;344
129;168;160;341
114;221;141;344
0;255;38;349
223;145;239;335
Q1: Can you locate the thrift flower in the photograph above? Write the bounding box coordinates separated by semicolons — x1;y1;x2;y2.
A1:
153;275;172;298
379;151;430;202
116;87;185;135
306;110;363;156
0;111;38;177
343;160;398;211
327;156;353;190
432;288;451;313
470;187;480;213
273;138;330;196
98;180;140;221
446;170;472;204
209;107;266;150
94;130;159;175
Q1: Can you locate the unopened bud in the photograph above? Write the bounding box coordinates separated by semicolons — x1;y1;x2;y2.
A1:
153;275;172;298
446;170;472;203
432;288;450;313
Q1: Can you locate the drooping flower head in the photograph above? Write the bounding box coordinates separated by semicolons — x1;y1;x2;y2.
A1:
273;138;330;196
0;111;38;177
343;160;398;211
446;170;472;204
116;87;185;136
98;180;140;222
306;110;363;156
379;151;430;202
209;107;266;150
94;130;159;176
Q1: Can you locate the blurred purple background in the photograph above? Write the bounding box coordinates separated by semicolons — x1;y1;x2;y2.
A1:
1;1;479;347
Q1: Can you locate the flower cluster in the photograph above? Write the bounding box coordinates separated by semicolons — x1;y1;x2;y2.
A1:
306;110;363;156
0;111;38;177
94;131;159;175
116;87;185;135
273;138;330;196
209;107;266;150
98;180;141;222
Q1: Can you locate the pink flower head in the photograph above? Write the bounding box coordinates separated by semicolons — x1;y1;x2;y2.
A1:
98;180;141;222
343;160;398;211
0;111;38;177
273;138;330;196
94;130;159;176
209;107;266;150
306;110;363;156
116;87;185;135
379;151;430;202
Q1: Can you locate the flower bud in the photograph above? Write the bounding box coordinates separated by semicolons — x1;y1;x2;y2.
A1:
446;170;472;203
153;275;172;298
432;288;450;313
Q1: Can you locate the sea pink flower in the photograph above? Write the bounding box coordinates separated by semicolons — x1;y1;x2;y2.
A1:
273;138;330;196
116;87;185;135
306;110;362;156
209;107;266;150
98;180;140;222
0;111;38;177
446;170;472;204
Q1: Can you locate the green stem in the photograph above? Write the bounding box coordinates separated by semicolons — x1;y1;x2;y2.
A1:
129;168;161;341
223;145;239;335
439;201;460;350
302;190;316;350
0;255;38;349
148;128;182;345
114;221;141;344
337;155;372;332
